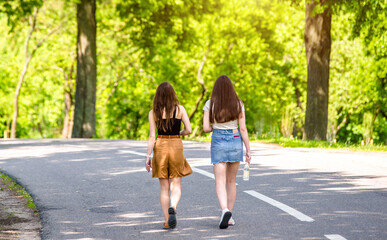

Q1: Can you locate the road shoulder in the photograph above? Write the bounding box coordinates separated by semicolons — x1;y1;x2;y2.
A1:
0;175;41;240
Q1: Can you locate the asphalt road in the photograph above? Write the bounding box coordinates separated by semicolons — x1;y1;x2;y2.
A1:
0;139;386;240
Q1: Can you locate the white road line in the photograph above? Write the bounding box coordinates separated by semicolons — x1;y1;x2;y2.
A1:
119;150;147;157
191;167;215;179
324;234;347;240
120;150;238;184
124;150;313;224
121;150;215;180
244;190;315;222
191;167;239;185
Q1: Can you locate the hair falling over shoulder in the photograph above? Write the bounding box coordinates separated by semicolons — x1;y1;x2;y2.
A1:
209;75;242;123
152;82;179;132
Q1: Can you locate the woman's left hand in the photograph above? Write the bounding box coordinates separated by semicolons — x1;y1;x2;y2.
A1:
245;151;251;164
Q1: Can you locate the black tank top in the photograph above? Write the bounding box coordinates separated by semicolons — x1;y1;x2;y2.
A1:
157;109;181;135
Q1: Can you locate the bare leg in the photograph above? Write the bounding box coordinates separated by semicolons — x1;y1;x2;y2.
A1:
226;162;240;212
169;177;182;210
213;163;228;210
159;178;170;223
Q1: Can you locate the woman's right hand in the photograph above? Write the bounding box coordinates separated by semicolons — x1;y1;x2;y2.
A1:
145;157;152;172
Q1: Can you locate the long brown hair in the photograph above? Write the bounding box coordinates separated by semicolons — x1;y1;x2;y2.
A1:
209;75;242;123
152;82;179;131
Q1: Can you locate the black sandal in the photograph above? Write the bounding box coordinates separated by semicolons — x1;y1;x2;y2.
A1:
168;207;177;229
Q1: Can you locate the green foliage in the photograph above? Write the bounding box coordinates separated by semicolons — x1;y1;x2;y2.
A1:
329;11;387;144
0;1;76;138
116;0;218;58
0;0;43;30
343;1;387;57
97;0;304;139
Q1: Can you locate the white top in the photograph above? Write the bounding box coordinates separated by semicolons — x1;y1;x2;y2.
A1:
203;100;245;129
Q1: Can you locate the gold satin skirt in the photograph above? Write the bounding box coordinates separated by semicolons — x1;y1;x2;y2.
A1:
152;137;192;178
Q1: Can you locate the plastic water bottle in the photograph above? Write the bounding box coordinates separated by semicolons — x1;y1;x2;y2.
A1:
243;162;250;181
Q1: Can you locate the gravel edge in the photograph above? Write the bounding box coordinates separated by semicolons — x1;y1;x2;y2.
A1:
0;173;41;240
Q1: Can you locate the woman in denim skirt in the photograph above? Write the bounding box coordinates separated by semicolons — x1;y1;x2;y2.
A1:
203;75;251;229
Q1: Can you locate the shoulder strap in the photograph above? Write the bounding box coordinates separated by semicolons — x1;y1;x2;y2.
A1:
173;108;177;118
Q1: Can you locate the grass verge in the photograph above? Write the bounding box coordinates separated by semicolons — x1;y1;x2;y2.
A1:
253;137;387;152
186;136;387;152
0;172;37;210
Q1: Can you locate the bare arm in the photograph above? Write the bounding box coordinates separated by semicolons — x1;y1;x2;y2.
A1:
179;105;192;136
203;111;212;132
238;110;251;164
145;110;156;172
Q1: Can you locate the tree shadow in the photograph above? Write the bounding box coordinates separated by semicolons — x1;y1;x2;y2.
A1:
0;139;386;239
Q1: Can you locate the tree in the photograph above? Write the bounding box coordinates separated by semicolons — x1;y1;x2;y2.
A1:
9;7;60;138
72;0;97;138
304;0;331;140
286;0;386;141
54;56;76;138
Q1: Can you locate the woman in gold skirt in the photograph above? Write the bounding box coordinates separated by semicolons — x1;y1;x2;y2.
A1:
145;82;192;229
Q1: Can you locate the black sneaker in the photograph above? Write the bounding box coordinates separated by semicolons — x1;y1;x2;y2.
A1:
168;207;177;229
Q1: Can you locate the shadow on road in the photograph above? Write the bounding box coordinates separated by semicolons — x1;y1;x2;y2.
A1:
0;139;386;239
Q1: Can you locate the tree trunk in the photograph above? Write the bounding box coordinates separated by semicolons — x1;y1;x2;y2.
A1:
62;74;74;138
11;55;33;138
10;9;39;139
292;78;304;138
72;0;97;138
189;47;209;122
58;57;76;139
304;0;331;141
63;89;73;138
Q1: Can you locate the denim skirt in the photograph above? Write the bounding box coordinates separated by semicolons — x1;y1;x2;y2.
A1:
211;129;243;164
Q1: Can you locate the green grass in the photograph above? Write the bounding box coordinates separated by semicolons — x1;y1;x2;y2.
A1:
252;137;387;152
185;135;387;152
0;172;37;210
185;135;211;142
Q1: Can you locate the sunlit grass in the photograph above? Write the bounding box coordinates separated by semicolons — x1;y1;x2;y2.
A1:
185;135;211;142
185;136;387;152
252;137;387;152
0;172;37;210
